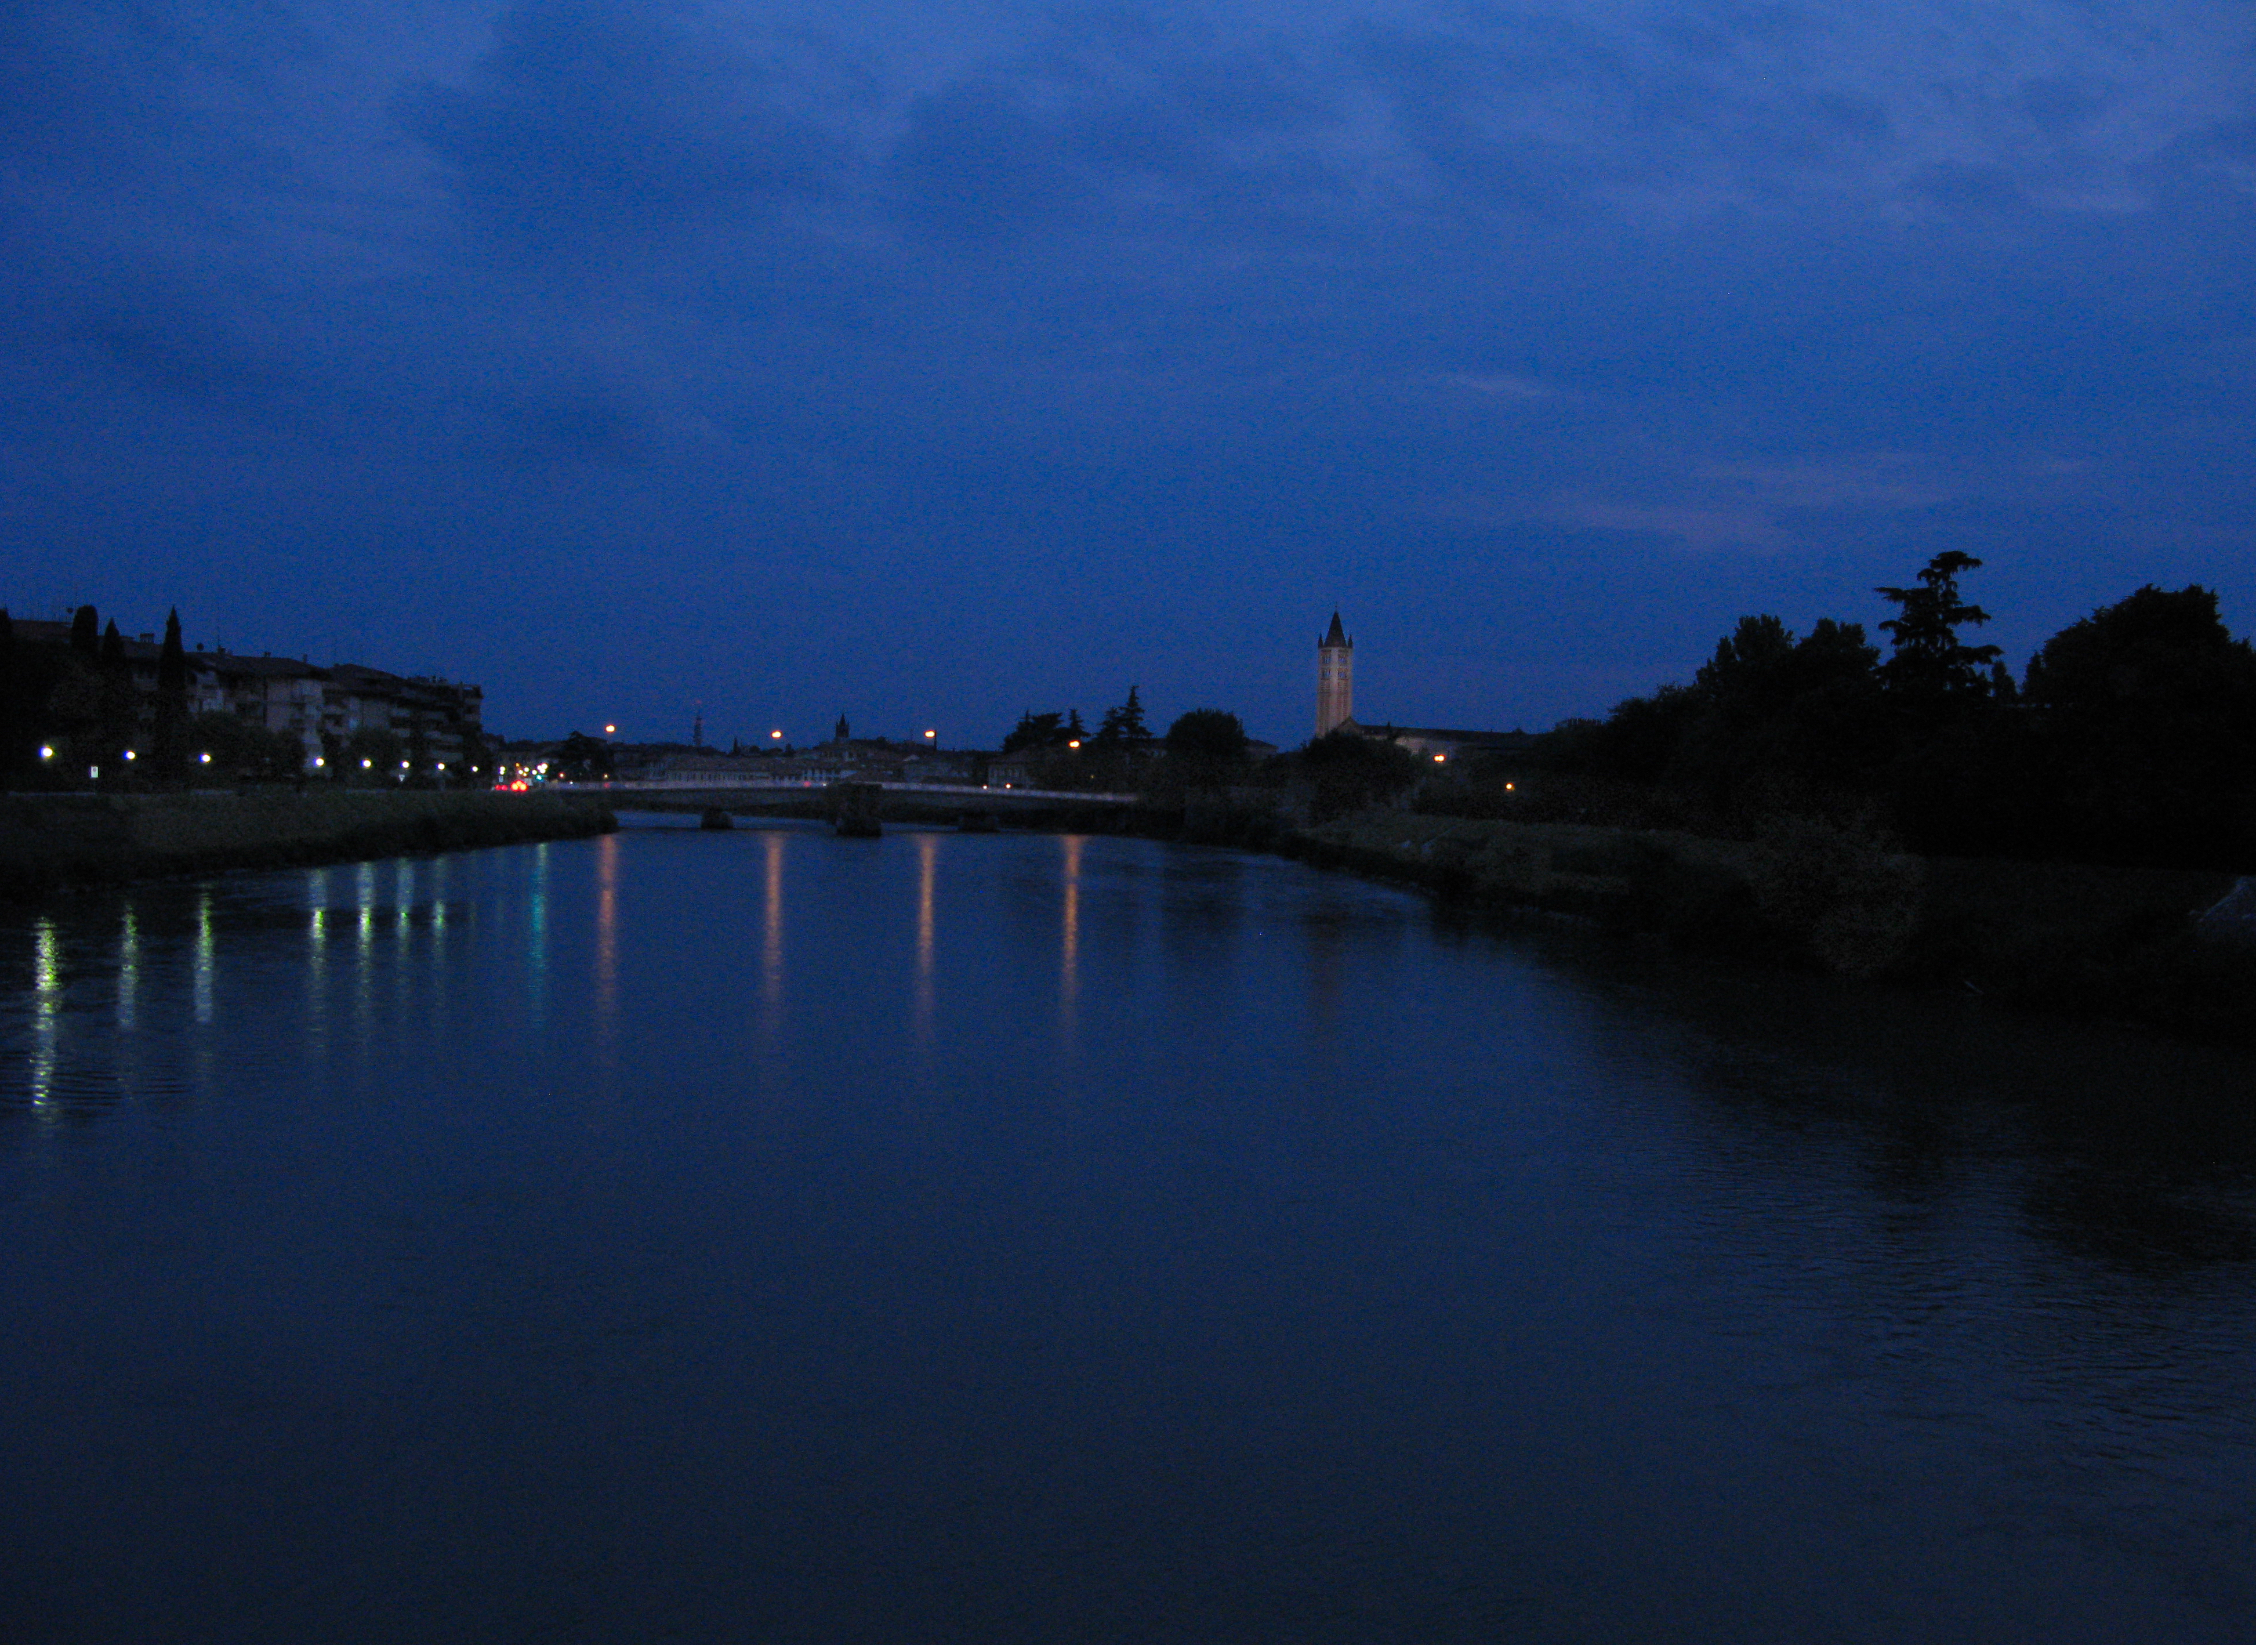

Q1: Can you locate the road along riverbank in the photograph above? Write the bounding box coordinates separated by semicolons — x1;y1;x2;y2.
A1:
0;789;615;901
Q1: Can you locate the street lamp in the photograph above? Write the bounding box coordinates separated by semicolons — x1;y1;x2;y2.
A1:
770;729;783;741
604;724;616;736
924;729;936;742
39;745;53;761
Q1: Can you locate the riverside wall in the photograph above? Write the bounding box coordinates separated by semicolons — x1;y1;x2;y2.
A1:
0;789;615;901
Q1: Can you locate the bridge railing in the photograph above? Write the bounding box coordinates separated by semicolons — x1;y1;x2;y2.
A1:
545;778;1141;804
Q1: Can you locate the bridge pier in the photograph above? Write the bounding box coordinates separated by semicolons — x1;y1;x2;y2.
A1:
831;781;884;837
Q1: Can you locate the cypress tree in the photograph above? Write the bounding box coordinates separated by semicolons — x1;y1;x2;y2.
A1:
97;620;138;782
154;608;191;786
69;604;99;662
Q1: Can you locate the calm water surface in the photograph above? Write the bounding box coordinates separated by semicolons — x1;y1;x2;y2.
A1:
3;822;2254;1643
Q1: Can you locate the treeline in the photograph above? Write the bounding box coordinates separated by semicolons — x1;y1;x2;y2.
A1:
1498;555;2256;873
1000;687;1270;799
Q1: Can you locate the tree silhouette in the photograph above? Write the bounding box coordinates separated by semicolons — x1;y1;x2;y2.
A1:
1876;552;2002;699
1001;711;1066;754
153;609;191;786
1096;685;1152;748
96;620;137;783
2022;584;2256;867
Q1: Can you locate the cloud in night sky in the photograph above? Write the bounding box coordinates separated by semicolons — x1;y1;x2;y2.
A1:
3;0;2252;742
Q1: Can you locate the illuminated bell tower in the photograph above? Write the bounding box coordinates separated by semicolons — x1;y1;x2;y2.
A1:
1316;611;1353;736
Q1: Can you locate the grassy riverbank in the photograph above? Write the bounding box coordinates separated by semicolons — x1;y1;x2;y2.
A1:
0;789;614;900
1284;811;2255;1045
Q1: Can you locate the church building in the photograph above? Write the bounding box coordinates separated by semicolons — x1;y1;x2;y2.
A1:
1317;610;1533;760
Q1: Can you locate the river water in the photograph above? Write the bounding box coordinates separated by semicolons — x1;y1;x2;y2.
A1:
3;822;2253;1643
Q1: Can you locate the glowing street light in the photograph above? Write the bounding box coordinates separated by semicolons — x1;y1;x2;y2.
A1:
603;724;616;736
361;758;372;769
123;749;136;761
199;752;212;764
1067;739;1081;749
39;745;53;760
923;729;936;742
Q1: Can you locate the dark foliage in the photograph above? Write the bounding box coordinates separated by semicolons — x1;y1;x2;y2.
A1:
1298;728;1422;822
1543;558;2256;872
1094;686;1153;749
190;711;306;783
2019;585;2256;868
152;610;191;787
552;731;617;782
1154;708;1251;797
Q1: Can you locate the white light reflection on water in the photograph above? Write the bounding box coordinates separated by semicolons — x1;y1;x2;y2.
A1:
28;915;61;1109
425;857;452;1048
192;889;215;1025
392;862;414;1026
354;861;376;1047
306;868;330;1051
116;902;139;1031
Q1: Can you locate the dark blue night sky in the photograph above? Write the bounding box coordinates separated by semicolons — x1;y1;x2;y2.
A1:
4;0;2252;745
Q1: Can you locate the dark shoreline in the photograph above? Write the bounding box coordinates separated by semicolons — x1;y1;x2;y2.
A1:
0;789;616;901
1255;809;2256;1049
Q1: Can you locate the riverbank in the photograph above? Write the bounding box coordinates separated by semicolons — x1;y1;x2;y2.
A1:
1280;811;2255;1046
0;789;616;900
